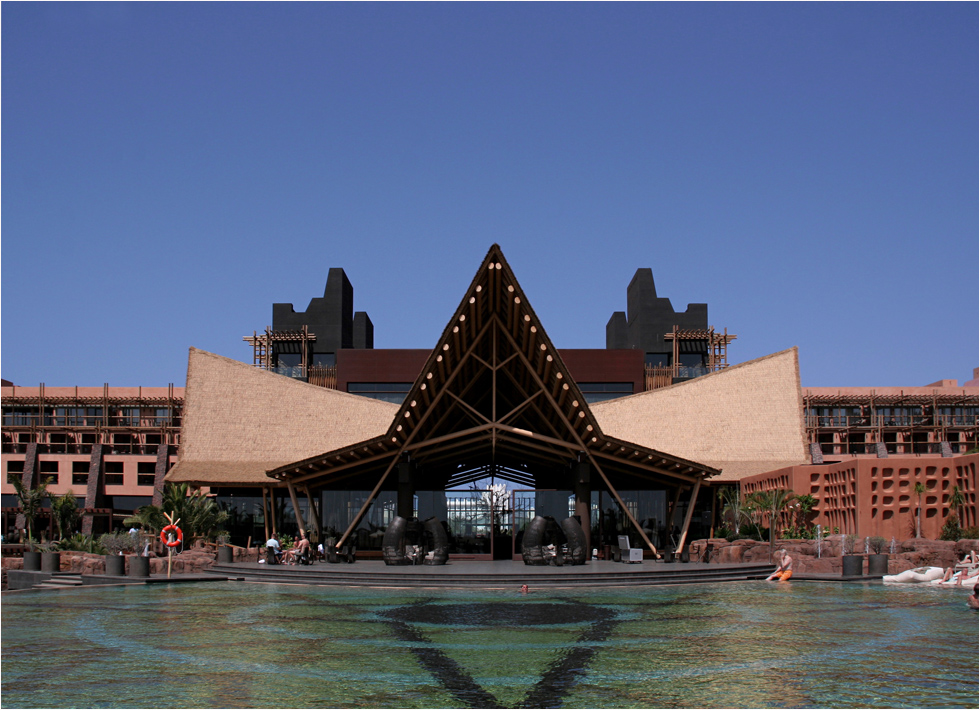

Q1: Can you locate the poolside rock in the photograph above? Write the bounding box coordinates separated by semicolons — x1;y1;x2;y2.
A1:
149;550;217;575
695;537;977;576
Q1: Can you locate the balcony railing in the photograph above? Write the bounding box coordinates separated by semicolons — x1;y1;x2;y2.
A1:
806;414;978;429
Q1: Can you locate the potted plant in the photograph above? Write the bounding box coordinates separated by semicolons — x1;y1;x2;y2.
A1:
12;478;48;571
39;542;62;573
216;533;234;563
98;531;135;576
867;536;888;576
841;533;863;577
22;537;42;571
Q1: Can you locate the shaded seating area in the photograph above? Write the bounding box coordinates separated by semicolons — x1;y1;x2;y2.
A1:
521;515;587;566
325;538;357;564
381;516;449;566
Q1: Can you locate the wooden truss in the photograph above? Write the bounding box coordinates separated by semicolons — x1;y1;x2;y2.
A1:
268;245;719;555
243;325;315;373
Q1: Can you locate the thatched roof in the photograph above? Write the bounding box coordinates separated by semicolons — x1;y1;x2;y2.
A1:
269;244;718;492
591;348;808;482
166;348;398;486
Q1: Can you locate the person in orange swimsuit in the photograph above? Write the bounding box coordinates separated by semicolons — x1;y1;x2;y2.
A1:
766;549;793;581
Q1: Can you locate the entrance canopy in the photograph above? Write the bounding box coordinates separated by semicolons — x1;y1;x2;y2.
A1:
269;245;718;548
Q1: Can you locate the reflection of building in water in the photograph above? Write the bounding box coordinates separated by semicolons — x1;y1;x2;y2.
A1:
2;246;976;553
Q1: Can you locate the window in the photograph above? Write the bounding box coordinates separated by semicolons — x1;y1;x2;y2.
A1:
312;353;336;367
105;461;124;486
72;460;90;486
2;407;35;426
347;383;413;404
137;462;156;487
578;383;634;403
39;461;59;473
6;460;24;485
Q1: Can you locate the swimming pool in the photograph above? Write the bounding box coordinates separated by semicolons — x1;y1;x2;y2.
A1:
2;581;976;708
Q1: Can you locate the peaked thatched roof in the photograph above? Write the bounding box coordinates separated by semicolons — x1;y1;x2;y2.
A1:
269;243;717;492
591;348;808;482
166;348;398;485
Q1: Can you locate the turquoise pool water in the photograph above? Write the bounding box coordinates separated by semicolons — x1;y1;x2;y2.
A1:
2;581;977;708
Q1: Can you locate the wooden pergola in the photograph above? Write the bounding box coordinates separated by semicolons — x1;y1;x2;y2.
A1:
268;245;719;556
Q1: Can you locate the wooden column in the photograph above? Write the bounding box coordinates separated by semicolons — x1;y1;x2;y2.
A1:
573;462;591;554
675;478;702;553
397;460;415;520
261;487;270;541
286;480;306;537
303;486;322;541
269;487;278;536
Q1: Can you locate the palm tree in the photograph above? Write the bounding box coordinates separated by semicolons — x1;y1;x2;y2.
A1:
717;486;750;536
749;488;797;556
50;490;80;540
12;478;49;545
913;482;926;538
122;505;166;534
947;485;965;521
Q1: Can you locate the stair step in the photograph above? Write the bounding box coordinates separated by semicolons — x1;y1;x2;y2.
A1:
205;563;771;588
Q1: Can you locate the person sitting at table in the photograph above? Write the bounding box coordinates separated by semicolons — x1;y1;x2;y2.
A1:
265;534;283;564
285;533;311;565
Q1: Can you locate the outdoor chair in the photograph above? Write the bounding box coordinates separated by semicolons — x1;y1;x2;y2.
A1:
264;546;281;565
617;535;643;563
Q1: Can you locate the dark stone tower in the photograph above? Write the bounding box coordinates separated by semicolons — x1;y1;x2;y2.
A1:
606;269;708;366
272;269;372;366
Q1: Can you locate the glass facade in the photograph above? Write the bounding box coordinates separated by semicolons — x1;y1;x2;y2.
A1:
206;484;715;555
347;383;413;404
577;383;633;403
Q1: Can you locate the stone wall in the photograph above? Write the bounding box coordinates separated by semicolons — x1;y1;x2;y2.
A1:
0;550;219;575
691;537;979;575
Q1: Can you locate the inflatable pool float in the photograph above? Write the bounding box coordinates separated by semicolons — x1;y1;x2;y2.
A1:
883;566;944;584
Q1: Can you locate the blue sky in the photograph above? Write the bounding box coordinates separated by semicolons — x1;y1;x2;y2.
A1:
3;3;977;389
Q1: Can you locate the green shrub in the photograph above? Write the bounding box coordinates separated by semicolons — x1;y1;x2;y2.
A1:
939;515;961;542
960;526;979;540
99;531;137;554
57;533;107;554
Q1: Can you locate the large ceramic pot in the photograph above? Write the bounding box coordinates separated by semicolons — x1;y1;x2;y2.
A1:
867;553;889;576
23;551;42;571
217;545;233;563
105;554;125;576
41;552;61;573
128;555;150;578
841;554;864;577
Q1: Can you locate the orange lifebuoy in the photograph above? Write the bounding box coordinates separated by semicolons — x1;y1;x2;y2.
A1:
161;524;183;548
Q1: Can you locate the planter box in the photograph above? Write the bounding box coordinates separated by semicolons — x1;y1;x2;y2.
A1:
41;552;61;573
867;553;889;576
105;554;125;576
841;554;864;577
23;551;42;571
217;545;233;563
128;555;150;578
